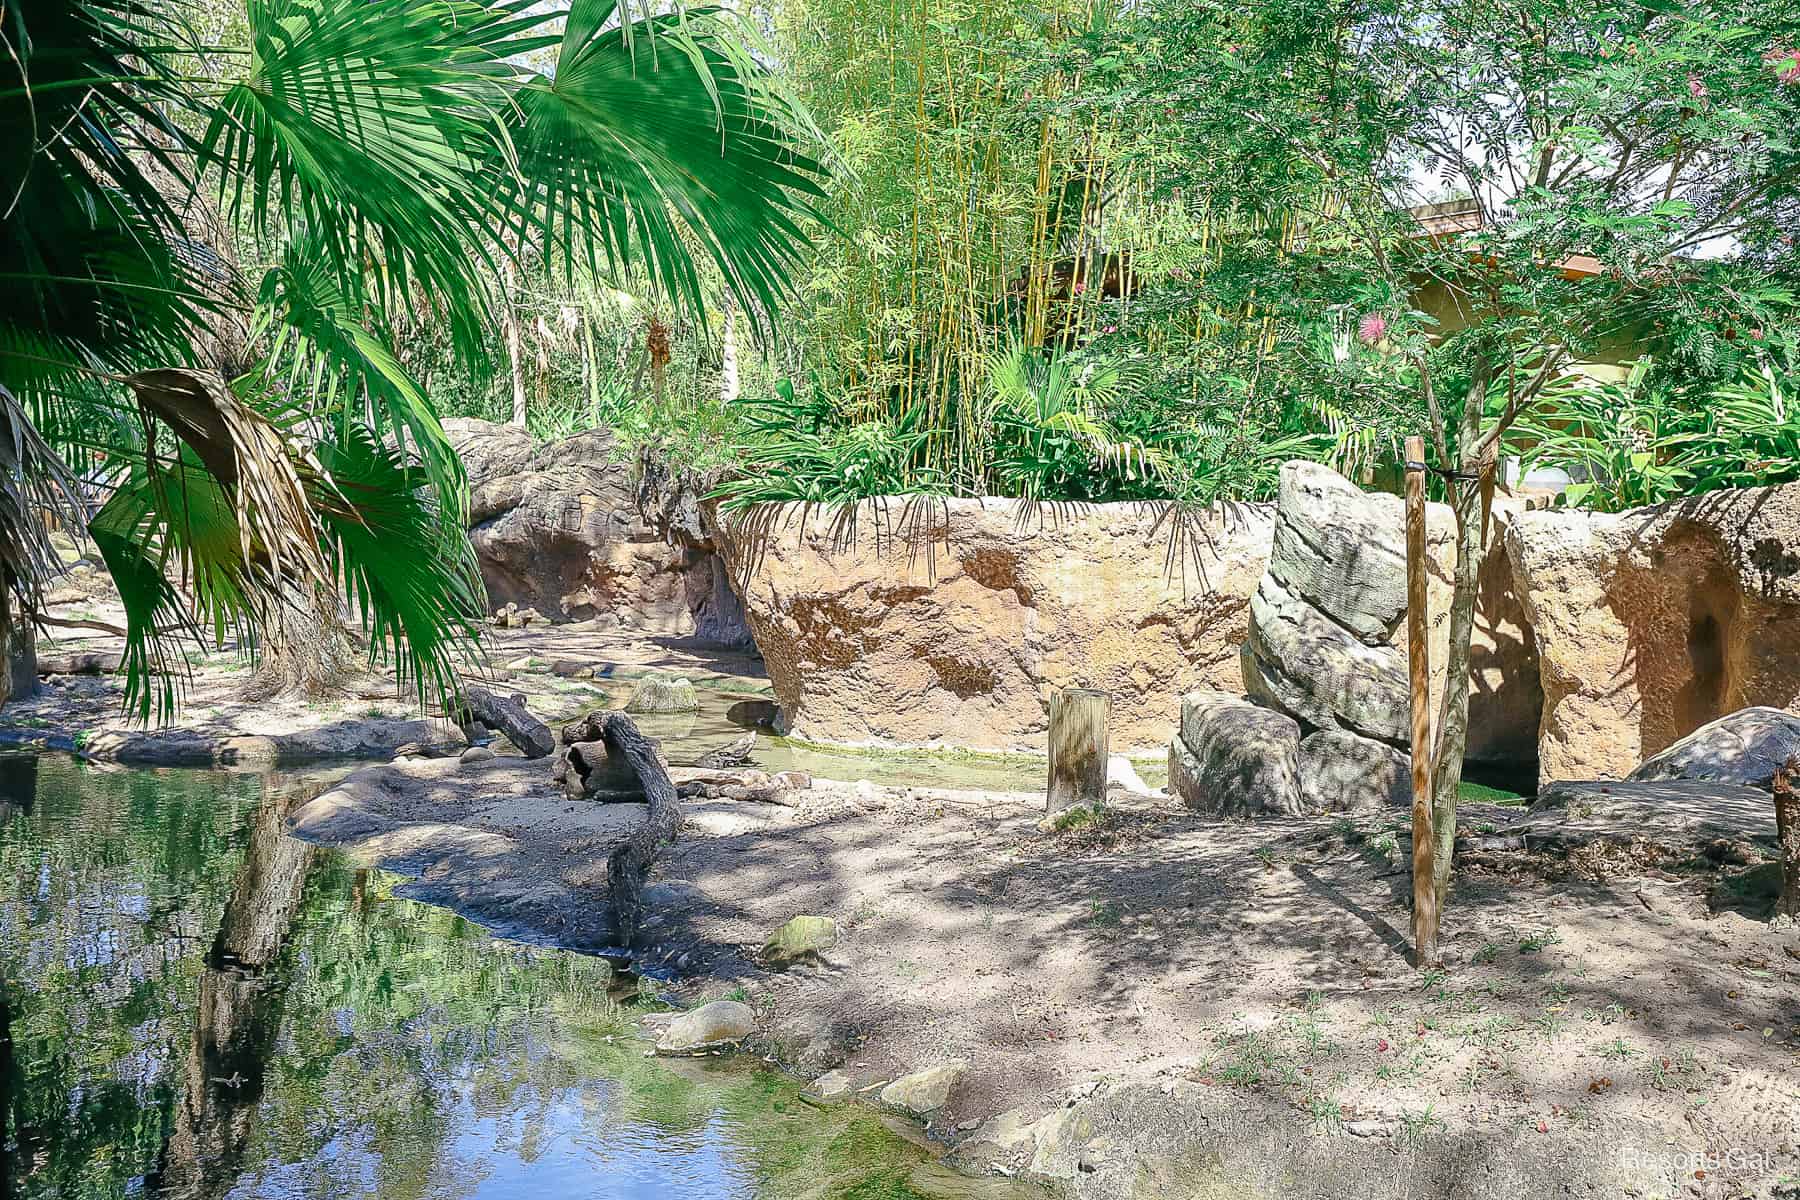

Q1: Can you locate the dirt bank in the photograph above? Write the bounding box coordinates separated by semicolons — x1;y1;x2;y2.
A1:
292;748;1800;1200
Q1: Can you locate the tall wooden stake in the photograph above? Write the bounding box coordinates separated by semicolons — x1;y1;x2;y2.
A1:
1775;755;1800;922
1047;687;1111;815
1404;436;1439;966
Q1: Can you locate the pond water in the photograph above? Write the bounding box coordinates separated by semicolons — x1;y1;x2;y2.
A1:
609;685;1169;795
0;753;983;1200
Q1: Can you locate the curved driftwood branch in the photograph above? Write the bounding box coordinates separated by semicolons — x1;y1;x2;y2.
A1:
595;711;680;947
453;686;554;758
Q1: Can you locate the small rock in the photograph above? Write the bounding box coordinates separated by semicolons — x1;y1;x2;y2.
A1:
809;1069;854;1100
655;1000;755;1053
879;1061;967;1118
1345;1118;1396;1138
625;674;700;714
763;915;839;968
459;745;496;764
774;770;813;790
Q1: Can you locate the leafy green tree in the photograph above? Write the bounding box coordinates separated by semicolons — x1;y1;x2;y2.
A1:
0;0;822;717
1130;0;1799;913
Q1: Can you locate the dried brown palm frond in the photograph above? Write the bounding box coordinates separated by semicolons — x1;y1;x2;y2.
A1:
122;367;331;603
0;383;85;612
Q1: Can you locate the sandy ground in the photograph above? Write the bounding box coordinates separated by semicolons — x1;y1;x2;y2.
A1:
291;749;1800;1200
19;583;1800;1197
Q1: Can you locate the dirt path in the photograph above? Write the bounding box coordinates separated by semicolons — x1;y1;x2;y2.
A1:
21;595;1800;1197
294;750;1800;1199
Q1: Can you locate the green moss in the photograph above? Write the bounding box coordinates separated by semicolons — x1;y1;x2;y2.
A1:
1457;779;1526;805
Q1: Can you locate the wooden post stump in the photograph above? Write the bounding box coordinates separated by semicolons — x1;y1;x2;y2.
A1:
1404;436;1440;967
1047;687;1110;816
1776;755;1800;923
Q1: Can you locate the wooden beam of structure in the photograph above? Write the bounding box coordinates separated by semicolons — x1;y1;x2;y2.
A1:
1404;436;1440;967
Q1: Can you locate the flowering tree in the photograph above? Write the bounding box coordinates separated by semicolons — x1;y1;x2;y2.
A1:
1132;0;1800;908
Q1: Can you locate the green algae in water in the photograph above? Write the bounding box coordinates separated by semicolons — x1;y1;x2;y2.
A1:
0;753;964;1199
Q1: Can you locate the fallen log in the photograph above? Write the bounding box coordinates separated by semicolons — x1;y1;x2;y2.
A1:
452;686;554;758
37;650;123;676
556;738;650;800
595;712;680;947
675;769;791;806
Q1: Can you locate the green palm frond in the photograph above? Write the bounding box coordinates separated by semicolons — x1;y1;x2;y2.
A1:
253;235;466;510
0;2;213;373
312;426;486;705
505;0;827;319
201;0;549;360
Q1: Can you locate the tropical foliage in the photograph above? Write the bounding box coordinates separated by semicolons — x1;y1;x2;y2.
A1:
0;0;821;717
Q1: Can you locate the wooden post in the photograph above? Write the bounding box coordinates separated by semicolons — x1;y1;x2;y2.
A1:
1775;755;1800;922
1047;687;1110;815
1404;436;1439;966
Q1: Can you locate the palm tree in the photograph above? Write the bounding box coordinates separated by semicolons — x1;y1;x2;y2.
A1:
0;0;822;719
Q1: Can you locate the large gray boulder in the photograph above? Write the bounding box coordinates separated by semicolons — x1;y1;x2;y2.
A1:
1628;707;1800;790
1298;729;1411;813
1242;574;1413;744
1241;462;1541;765
1168;691;1302;816
444;418;749;643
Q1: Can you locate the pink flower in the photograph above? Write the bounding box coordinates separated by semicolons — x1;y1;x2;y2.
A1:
1072;280;1087;295
1103;325;1117;333
1687;74;1708;102
1357;313;1389;344
1768;45;1800;85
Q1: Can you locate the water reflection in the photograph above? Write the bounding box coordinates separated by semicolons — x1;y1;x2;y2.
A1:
0;754;951;1199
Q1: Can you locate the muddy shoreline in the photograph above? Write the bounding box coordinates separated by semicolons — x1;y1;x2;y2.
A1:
289;745;1800;1200
18;610;1800;1199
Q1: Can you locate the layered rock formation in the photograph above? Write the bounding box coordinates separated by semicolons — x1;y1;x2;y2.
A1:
1168;691;1303;816
1506;483;1800;784
445;419;748;643
716;498;1276;755
1241;462;1543;765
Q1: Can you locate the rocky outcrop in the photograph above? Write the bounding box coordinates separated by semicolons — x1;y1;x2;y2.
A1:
716;498;1275;755
1167;691;1302;816
1297;729;1411;813
1241;462;1542;764
1627;706;1800;790
1506;483;1800;785
445;418;749;643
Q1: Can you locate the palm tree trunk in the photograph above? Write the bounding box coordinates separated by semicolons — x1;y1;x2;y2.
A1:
243;590;359;701
719;297;740;404
0;583;36;709
502;262;528;428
